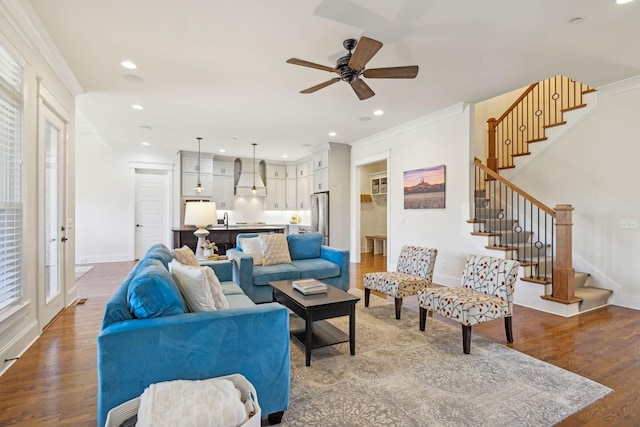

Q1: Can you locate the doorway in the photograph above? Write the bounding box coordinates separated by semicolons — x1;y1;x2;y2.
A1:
133;167;172;260
359;160;388;255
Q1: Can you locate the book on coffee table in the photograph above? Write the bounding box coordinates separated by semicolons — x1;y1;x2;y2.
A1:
292;279;328;295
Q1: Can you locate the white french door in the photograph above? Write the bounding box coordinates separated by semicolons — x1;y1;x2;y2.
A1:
39;101;67;329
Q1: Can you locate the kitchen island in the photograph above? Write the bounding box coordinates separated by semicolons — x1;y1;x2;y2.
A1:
172;225;286;254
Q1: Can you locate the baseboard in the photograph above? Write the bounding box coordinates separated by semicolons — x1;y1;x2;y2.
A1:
0;319;39;377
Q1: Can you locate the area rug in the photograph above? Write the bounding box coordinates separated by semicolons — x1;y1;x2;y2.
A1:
278;288;611;427
75;265;94;281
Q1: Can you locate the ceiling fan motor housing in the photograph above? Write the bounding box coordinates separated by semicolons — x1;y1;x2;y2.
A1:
336;38;361;83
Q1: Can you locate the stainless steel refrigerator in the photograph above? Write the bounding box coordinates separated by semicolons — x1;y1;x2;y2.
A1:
311;192;329;245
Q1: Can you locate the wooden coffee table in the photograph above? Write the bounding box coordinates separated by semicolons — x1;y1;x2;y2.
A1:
269;280;360;366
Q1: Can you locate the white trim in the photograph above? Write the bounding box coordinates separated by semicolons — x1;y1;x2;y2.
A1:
38;78;70;122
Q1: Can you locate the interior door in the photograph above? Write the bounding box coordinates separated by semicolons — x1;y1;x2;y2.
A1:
39;104;66;328
135;170;169;260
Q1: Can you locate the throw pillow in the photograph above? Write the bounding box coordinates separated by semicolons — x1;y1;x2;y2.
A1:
169;259;216;312
203;267;229;309
173;245;199;266
261;233;292;266
128;260;187;319
239;237;263;265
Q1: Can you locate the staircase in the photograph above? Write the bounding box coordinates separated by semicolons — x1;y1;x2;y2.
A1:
471;75;612;316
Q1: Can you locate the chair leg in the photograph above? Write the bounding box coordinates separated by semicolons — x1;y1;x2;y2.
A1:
505;316;513;343
462;325;472;354
394;297;402;319
364;288;370;307
419;307;427;331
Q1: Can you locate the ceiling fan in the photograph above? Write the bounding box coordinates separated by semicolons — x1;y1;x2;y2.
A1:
287;36;419;100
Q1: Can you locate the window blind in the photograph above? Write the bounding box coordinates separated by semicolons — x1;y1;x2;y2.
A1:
0;44;23;312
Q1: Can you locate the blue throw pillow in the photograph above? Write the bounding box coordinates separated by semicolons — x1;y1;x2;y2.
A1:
288;233;323;260
127;259;187;319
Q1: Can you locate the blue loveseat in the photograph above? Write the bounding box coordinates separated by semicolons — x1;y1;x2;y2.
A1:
226;232;350;303
96;244;290;426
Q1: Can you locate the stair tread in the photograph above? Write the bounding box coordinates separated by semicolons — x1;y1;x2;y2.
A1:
543;121;567;129
522;276;553;285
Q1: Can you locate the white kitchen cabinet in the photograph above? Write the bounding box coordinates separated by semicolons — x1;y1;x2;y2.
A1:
266;177;287;210
313;168;329;192
211;175;235;209
182;156;213;174
297;159;312;178
212;160;234;176
182;172;213;197
296;175;311;209
286;176;297;209
266;164;286;179
312;151;329;171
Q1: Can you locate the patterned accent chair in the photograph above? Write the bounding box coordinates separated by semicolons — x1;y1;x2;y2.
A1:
417;255;520;354
363;245;438;319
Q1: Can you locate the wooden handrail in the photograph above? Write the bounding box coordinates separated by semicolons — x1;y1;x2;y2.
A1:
474;158;556;217
494;83;538;124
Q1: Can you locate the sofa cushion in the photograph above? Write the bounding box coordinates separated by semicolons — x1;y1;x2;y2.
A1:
287;233;323;260
261;234;292;266
252;263;301;286
128;259;187;319
223;293;258;309
219;281;245;296
292;258;341;280
169;260;217;312
239;236;263;265
173;245;200;266
145;243;176;269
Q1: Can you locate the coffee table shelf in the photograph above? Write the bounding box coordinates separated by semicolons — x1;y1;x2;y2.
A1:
290;315;349;349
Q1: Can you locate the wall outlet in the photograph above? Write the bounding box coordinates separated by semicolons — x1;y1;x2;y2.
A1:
620;219;638;229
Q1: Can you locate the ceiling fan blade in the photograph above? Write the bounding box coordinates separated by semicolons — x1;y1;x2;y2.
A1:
350;78;375;100
363;65;419;79
349;36;383;70
286;58;336;73
300;78;341;94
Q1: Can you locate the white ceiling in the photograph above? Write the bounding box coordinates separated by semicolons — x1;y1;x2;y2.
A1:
27;0;640;161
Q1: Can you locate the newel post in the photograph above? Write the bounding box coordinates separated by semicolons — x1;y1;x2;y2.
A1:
552;204;581;303
487;118;498;173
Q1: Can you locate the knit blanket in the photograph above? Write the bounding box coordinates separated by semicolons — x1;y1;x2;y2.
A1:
136;378;248;427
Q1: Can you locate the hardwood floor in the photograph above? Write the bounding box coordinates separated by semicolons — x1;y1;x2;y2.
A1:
1;254;639;426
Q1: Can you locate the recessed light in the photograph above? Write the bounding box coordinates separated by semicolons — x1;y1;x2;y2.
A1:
218;148;226;153
359;116;372;122
328;132;337;137
131;104;144;110
282;154;289;159
141;141;150;146
373;109;384;116
123;74;144;83
121;61;137;69
616;0;634;4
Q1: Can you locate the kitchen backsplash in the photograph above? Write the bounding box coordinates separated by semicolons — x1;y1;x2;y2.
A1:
221;196;310;225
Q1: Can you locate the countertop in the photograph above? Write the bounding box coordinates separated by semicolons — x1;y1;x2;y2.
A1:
172;224;290;231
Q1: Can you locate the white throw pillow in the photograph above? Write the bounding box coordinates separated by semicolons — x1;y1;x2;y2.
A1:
260;233;292;266
203;266;229;309
240;237;263;265
173;245;199;266
169;259;216;312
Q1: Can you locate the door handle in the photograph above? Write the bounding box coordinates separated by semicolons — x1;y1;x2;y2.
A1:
136;224;142;227
61;237;68;242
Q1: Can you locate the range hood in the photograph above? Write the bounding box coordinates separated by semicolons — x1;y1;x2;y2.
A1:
234;157;267;197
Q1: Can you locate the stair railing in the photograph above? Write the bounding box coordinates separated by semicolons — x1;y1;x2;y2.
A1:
473;159;580;304
487;75;595;172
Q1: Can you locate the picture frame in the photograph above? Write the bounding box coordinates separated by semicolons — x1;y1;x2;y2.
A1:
403;164;446;209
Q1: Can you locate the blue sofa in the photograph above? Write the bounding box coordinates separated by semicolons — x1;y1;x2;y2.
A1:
96;244;290;426
226;233;350;303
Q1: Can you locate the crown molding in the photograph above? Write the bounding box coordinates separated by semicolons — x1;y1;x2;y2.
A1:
2;0;84;96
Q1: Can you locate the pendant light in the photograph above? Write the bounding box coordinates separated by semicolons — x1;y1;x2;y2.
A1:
195;137;203;194
251;143;257;194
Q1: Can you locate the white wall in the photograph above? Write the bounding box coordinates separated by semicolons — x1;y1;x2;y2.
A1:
351;103;476;286
0;3;77;375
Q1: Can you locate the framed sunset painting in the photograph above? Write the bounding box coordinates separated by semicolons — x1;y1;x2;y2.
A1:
403;164;446;209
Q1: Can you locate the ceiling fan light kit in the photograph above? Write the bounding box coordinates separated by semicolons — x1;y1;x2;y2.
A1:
287;36;419;100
